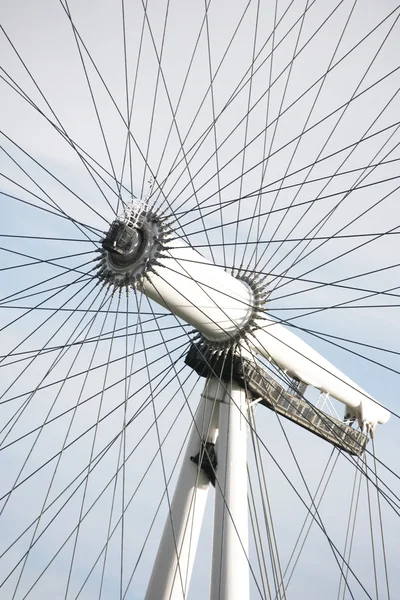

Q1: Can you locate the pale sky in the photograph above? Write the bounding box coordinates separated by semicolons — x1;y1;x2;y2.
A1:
0;0;400;598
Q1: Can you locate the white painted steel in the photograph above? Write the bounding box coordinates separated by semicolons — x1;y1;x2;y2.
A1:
140;239;389;426
248;317;390;426
210;382;250;600
145;379;222;600
141;239;253;342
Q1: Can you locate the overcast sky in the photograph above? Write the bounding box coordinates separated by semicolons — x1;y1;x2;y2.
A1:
1;0;400;598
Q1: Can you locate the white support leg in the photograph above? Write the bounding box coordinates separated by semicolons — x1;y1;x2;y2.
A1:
145;378;224;600
210;381;249;600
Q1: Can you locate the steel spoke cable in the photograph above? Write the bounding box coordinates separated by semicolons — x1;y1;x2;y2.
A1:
266;231;400;329
336;456;363;600
192;229;400;248
241;339;367;591
245;0;362;274
74;361;197;599
0;244;96;274
139;0;170;197
138;0;214;250
0;186;104;236
240;0;312;272
0;269;94;308
248;0;279;271
0;282;109;549
203;0;223;265
262;102;400;295
142;292;227;596
54;1;170;209
148;0;215;211
339;460;364;600
264;116;400;296
0;331;189;443
0;88;115;227
265;182;400;302
251;0;375;271
267;313;400;378
170;120;400;224
0;23;118;217
161;0;396;219
247;391;286;599
276;450;339;598
82;362;198;600
0;270;97;370
60;0;123;209
269;261;400;305
233;0;267;272
247;465;273;599
160;254;400;307
62;291;122;600
9;289;115;599
0;233;98;243
0;354;189;573
2;354;192;598
248;399;287;599
153;0;321;214
240;341;400;516
372;440;392;600
1;141;106;240
0;73;131;204
178;171;400;238
0;277;105;449
241;352;286;599
117;0;147;208
135;284;188;599
151;0;282;212
364;452;381;600
0;318;184;368
0;345;189;578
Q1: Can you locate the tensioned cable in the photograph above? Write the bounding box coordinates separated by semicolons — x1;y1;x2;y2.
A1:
9;287;115;599
232;0;267;272
0;23;118;217
0;144;105;242
117;0;146;206
240;0;314;273
372;439;392;600
1;351;193;597
152;0;320;213
169;120;400;225
0;277;104;449
263;101;400;295
151;0;291;212
160;1;398;218
250;0;391;276
62;292;122;600
0;353;190;570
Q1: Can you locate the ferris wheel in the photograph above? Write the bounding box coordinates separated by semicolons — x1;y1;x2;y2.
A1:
0;1;399;599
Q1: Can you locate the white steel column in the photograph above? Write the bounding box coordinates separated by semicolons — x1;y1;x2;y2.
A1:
210;381;249;600
145;378;224;600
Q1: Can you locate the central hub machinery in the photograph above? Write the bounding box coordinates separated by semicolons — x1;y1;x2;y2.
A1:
96;199;391;429
96;200;265;344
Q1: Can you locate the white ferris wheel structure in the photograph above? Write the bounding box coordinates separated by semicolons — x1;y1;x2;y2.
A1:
0;1;399;599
